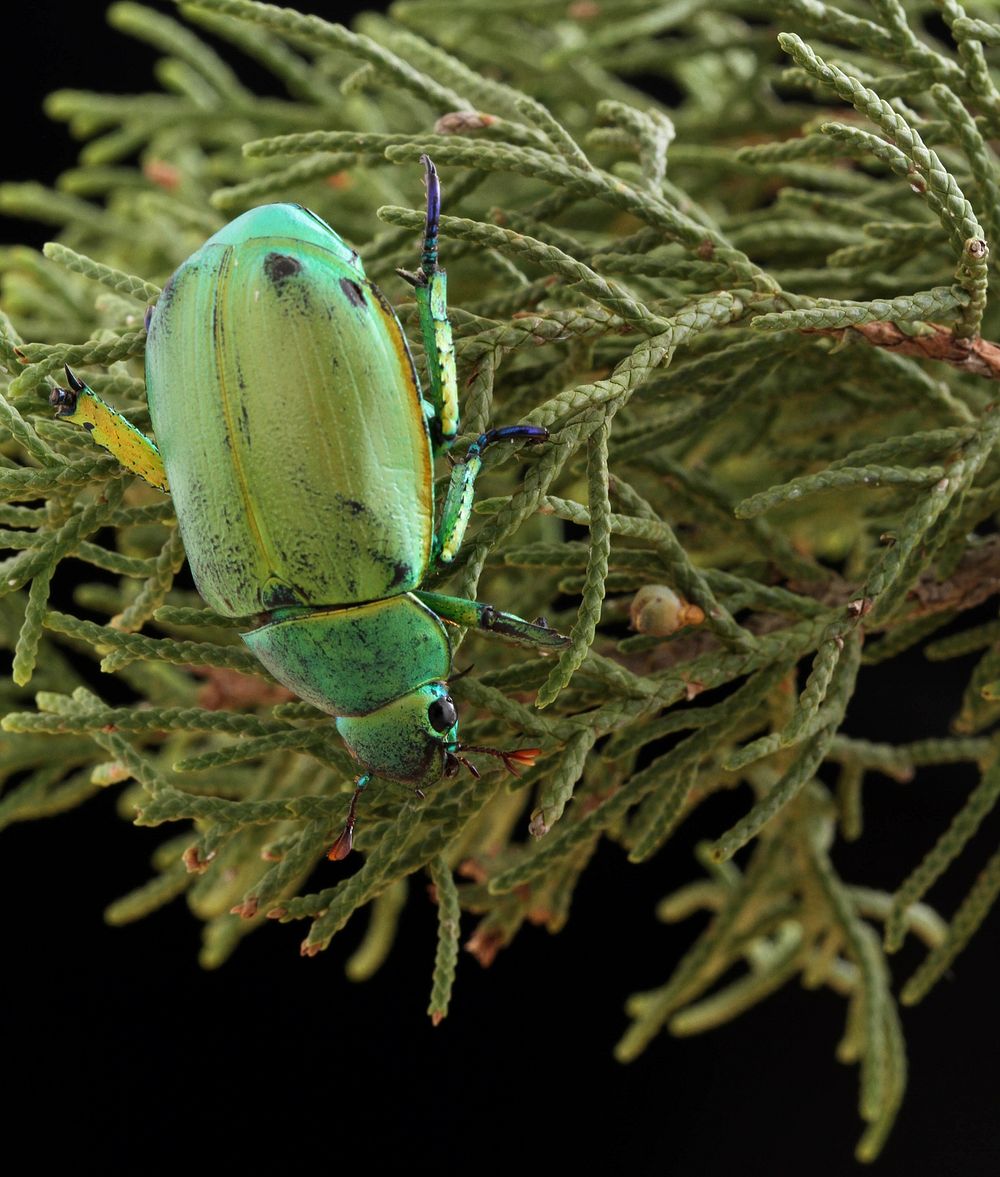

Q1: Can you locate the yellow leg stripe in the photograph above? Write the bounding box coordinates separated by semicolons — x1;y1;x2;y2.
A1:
64;391;169;492
435;318;458;440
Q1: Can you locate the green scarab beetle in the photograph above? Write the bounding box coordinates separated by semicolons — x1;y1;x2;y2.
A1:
51;156;568;857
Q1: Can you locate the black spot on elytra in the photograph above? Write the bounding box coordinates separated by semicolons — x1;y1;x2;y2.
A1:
159;272;178;308
263;582;302;609
264;252;302;283
83;422;95;433
389;561;411;588
336;496;365;516
339;277;367;310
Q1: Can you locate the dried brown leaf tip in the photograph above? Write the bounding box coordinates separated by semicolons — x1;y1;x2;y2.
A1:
434;111;498;135
194;667;295;710
182;845;215;874
465;926;506;968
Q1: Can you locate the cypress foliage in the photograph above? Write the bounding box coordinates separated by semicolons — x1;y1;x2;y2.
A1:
2;1;999;1159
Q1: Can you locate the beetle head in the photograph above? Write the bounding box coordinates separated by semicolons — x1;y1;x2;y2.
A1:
335;683;542;791
335;682;458;789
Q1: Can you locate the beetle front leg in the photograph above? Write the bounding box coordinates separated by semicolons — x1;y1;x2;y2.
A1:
432;425;549;564
397;155;458;455
414;589;570;651
51;365;169;492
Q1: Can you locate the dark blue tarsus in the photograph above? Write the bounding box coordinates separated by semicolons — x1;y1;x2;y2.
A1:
396;154;441;292
466;424;550;460
419;153;441;280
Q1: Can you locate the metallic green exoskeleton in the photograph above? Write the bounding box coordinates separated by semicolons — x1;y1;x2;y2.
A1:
51;157;568;857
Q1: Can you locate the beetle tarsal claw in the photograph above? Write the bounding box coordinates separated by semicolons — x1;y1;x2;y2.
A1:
64;363;85;392
395;266;424;289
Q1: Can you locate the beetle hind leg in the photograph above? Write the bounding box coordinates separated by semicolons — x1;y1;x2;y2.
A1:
51;365;169;492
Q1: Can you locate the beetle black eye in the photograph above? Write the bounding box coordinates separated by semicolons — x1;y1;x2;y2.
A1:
428;695;457;733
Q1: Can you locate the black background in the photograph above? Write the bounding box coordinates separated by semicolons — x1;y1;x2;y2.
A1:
2;3;997;1173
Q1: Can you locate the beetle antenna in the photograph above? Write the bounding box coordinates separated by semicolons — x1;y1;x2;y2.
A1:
327;782;363;861
457;744;541;777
